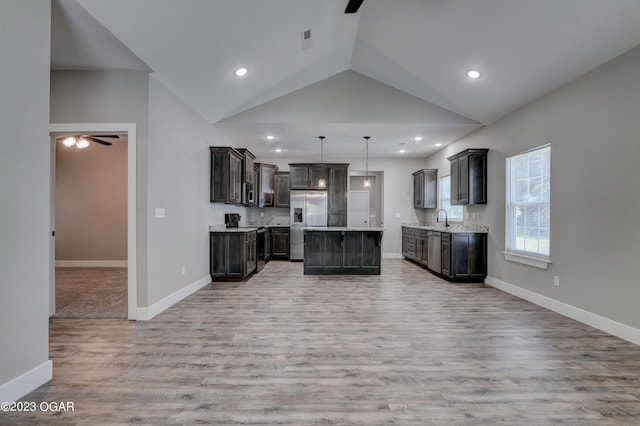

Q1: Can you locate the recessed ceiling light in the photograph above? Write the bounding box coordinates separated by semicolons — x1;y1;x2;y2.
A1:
234;67;248;77
414;136;423;141
466;69;481;79
398;149;406;154
265;135;275;140
274;148;282;153
435;143;443;147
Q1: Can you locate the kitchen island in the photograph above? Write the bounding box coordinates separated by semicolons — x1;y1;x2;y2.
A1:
303;227;384;275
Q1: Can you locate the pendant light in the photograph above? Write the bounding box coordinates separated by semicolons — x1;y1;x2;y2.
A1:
363;136;371;188
317;136;326;188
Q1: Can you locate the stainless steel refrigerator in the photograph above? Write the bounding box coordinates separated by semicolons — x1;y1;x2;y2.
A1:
290;190;328;260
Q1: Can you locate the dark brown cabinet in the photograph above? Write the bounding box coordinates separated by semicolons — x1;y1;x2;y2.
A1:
448;148;488;205
440;232;486;281
270;227;290;259
274;172;290;208
288;163;332;190
303;230;382;275
413;169;438;209
236;148;256;206
210;230;256;280
210;147;243;205
327;164;348;226
255;163;278;208
402;226;486;282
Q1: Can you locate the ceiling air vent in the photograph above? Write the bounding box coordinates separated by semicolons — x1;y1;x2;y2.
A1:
301;29;313;50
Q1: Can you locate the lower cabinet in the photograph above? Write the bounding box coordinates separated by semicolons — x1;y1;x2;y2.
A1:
270;227;290;260
402;226;487;282
304;230;382;275
210;230;256;280
444;233;487;281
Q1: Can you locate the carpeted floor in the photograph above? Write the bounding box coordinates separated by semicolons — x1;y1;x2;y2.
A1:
54;267;127;318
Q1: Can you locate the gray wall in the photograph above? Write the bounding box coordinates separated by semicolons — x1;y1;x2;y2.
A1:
0;0;52;393
146;76;246;306
55;138;127;261
424;45;640;329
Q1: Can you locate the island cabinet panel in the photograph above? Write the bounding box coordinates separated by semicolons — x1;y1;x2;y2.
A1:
304;230;382;275
303;231;324;273
210;230;256;280
448;148;488;205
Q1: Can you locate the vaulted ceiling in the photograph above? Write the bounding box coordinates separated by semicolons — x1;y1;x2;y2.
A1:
52;0;640;158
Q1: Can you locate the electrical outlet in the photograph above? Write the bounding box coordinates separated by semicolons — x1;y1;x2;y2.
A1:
472;212;476;219
155;208;165;219
181;266;186;276
260;212;264;217
553;275;560;287
395;213;401;218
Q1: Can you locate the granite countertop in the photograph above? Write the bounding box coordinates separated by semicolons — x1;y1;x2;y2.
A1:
402;223;489;234
303;227;385;232
209;225;259;233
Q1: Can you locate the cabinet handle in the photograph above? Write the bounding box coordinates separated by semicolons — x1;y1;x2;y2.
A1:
341;232;344;247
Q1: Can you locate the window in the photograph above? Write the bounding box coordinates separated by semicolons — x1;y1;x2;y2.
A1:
505;144;551;268
439;176;463;221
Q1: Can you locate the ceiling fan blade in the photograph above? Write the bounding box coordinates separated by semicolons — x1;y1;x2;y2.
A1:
92;134;120;139
345;0;364;13
86;136;113;146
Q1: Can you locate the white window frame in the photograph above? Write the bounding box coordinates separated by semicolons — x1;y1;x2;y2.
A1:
504;144;552;269
439;175;463;222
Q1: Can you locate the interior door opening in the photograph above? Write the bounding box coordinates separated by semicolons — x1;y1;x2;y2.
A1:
50;123;137;320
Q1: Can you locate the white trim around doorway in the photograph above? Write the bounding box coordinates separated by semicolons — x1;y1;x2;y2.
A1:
49;123;137;320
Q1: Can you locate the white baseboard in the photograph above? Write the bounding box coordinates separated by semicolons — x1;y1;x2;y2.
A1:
55;260;128;268
384;252;403;259
137;275;211;321
0;360;52;402
485;276;640;346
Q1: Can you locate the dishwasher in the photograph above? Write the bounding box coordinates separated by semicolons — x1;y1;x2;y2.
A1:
427;231;441;274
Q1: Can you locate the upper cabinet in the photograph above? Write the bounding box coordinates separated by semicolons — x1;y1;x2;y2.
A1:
236;148;256;206
210;147;243;205
256;163;278;208
327;164;349;226
275;171;290;208
448;149;488;205
289;163;328;190
412;169;438;209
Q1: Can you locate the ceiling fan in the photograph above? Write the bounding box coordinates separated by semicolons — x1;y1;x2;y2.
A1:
58;134;119;149
344;0;364;14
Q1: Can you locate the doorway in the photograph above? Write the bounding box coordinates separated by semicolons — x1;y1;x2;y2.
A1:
348;171;383;228
50;123;137;320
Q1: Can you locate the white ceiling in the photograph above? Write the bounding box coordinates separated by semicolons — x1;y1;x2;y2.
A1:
52;0;640;159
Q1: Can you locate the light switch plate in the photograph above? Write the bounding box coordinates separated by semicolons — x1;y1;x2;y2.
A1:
155;208;165;219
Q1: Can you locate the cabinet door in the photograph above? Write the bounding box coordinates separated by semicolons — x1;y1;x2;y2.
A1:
245;238;256;276
413;173;424;208
227;234;244;276
271;229;290;258
290;166;309;188
458;155;469;205
328;165;348;226
450;158;460;205
210;233;228;276
264;229;272;261
451;234;472;278
469;233;487;277
418;236;429;264
424;170;437;208
229;153;243;205
210;149;229;203
441;235;451;277
275;173;290;208
468;153;487;204
309;166;328;189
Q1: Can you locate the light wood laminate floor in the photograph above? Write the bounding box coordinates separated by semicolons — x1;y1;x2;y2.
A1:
5;259;640;425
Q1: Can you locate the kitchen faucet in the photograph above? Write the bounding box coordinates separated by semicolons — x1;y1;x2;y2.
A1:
436;209;449;227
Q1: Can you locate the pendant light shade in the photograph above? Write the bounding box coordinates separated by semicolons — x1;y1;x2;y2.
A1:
317;136;326;188
363;136;371;188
